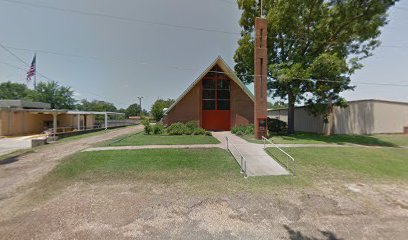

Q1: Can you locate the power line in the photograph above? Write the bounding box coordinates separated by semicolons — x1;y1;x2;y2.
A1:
0;0;240;36
2;42;408;88
2;0;406;40
3;0;408;54
3;41;408;80
0;59;26;72
0;44;130;105
0;43;408;91
292;77;408;87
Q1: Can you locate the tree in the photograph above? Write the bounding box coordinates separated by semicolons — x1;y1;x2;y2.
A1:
77;99;118;112
150;98;175;122
0;82;33;100
27;81;76;109
125;103;142;118
268;101;288;110
234;0;397;134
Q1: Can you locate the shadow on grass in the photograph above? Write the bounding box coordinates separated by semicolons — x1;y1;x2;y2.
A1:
270;133;398;147
0;150;34;165
0;156;19;165
284;225;343;240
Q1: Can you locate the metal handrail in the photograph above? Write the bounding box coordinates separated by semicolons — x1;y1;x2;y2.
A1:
262;136;296;176
226;136;247;178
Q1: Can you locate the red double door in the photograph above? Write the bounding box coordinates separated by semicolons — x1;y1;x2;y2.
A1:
201;70;231;131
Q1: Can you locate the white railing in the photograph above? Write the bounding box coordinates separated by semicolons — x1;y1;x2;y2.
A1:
226;136;247;178
262;136;296;176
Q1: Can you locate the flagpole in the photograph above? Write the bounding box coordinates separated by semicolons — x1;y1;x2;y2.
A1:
34;53;37;89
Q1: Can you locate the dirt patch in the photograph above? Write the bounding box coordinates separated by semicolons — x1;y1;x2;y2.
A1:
1;180;407;240
0;126;143;219
300;194;338;215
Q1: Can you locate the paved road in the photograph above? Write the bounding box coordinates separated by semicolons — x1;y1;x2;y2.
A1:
0;125;143;217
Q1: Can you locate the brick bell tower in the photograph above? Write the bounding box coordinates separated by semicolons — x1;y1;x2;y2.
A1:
254;17;268;139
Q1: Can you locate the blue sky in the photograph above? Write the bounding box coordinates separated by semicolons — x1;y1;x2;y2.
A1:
0;0;407;110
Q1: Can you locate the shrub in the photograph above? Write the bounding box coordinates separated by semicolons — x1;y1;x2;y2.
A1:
192;128;206;135
267;118;287;133
185;121;198;130
235;130;244;136
231;125;245;134
167;122;187;135
153;123;164;135
141;119;152;135
205;131;212;136
232;124;254;135
244;124;254;135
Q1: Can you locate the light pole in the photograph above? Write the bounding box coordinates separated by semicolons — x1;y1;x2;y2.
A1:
137;96;144;116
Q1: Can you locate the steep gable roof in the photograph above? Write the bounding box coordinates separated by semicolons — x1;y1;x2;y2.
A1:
165;56;254;114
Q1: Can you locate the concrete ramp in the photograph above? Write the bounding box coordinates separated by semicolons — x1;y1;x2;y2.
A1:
212;132;289;176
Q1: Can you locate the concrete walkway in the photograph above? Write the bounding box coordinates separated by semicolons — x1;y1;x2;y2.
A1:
84;144;225;152
212;132;289;176
0;135;44;156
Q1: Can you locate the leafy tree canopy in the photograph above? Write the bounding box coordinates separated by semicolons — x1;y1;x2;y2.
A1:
125;103;142;118
150;98;175;122
234;0;398;133
27;81;76;109
0;81;33;100
77;99;118;112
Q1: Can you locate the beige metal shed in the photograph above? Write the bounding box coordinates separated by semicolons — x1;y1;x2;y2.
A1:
268;99;408;135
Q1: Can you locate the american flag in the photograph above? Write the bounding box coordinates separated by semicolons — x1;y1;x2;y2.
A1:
26;54;36;81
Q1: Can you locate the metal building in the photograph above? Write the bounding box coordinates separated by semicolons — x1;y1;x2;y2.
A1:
268;99;408;135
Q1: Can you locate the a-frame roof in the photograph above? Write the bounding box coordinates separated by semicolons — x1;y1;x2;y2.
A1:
165;56;254;114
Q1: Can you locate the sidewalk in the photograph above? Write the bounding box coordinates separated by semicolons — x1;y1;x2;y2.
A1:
212;132;289;176
84;144;225;152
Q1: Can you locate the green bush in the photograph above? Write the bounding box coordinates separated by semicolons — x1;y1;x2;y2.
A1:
165;121;210;136
185;121;198;130
192;128;206;135
205;131;212;136
232;124;254;135
152;123;164;135
142;119;152;135
183;121;198;135
267;118;287;133
167;122;187;135
235;130;244;136
231;125;245;134
244;124;254;135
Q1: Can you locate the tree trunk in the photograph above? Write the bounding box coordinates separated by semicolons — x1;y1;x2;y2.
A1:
287;92;295;135
324;102;334;136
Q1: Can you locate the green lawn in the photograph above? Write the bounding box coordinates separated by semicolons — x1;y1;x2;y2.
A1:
109;132;220;146
266;147;408;181
374;134;408;147
243;132;408;147
35;146;408;198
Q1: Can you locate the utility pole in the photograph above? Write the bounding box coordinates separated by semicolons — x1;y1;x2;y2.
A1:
137;96;144;116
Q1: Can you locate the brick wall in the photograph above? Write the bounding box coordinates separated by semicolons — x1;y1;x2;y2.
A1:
164;83;201;126
230;80;254;126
